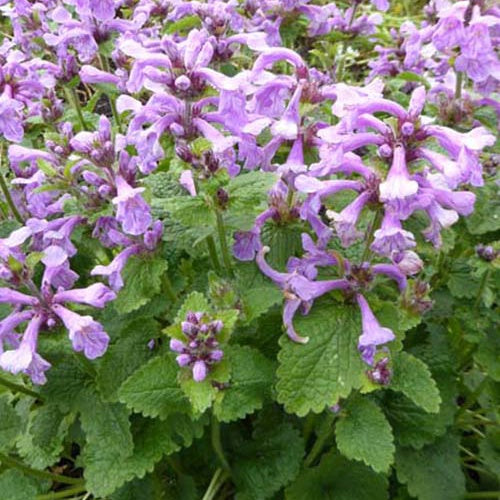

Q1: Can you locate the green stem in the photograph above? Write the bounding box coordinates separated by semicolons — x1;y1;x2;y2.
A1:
455;71;463;100
36;485;87;500
202;468;230;500
0;453;81;485
0;375;43;400
206;236;222;274
64;87;88;131
361;209;382;263
464;493;500;499
215;211;233;277
0;143;24;224
162;274;177;302
211;415;231;472
304;412;335;468
474;269;491;309
100;57;123;133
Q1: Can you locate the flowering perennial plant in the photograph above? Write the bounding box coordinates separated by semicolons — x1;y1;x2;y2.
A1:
0;0;497;499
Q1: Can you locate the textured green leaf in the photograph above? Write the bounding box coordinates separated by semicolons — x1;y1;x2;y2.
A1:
465;183;500;235
30;404;73;454
0;470;39;500
395;435;465;500
114;255;168;314
285;452;388;500
232;420;304;500
475;331;500;382
40;351;92;413
80;391;134;497
83;409;205;498
214;345;275;423
235;262;283;323
390;352;441;413
447;258;480;299
276;302;365;416
118;355;190;419
335;395;395;473
0;395;21;452
97;317;158;401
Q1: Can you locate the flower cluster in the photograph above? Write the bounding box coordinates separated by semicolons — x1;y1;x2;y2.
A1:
169;311;224;382
0;0;496;387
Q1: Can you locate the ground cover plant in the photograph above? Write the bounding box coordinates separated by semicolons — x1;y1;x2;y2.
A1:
0;0;498;498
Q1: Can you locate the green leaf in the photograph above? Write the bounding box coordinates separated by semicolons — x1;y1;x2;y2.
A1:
390;352;441;413
0;470;39;500
97;317;158;401
30;404;74;455
118;355;191;419
231;420;304;500
214;345;275;423
175;291;210;322
465;183;500;235
475;331;500;382
276;302;365;416
83;410;205;498
114;255;168;314
395;435;465;500
0;396;21;452
80;391;134;497
335;395;395;473
447;258;479;299
286;452;388;500
479;429;500;479
164;14;201;34
235;262;283;323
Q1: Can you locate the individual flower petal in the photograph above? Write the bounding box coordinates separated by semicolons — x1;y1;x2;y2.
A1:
52;305;109;359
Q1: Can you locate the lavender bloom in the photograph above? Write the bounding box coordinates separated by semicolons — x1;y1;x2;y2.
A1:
52;305;109;360
356;294;395;366
371;211;416;257
326;191;372;248
112;176;152;236
0;314;51;385
0;92;24;142
379;145;418;203
91;245;141;291
53;283;116;308
257;246;350;343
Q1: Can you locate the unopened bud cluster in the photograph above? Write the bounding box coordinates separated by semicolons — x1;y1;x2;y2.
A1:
170;311;224;382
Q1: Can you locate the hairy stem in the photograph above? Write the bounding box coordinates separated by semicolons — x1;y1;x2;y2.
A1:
455;71;463;100
215;211;233;277
64;87;88;131
0;375;43;400
211;415;231;472
36;485;87;500
206;235;222;274
0;453;81;485
202;468;230;500
0;143;24;224
304;412;335;468
361;209;382;263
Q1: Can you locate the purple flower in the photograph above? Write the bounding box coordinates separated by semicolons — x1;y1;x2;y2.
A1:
371;211;416;257
257;246;350;343
179;170;197;197
356;294;395;366
52;305;109;359
53;283;116;308
192;360;208;382
0;314;51;385
0;92;24;142
379;145;418;203
112;176;152;236
91;245;141;291
326;191;372;247
170;311;225;382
